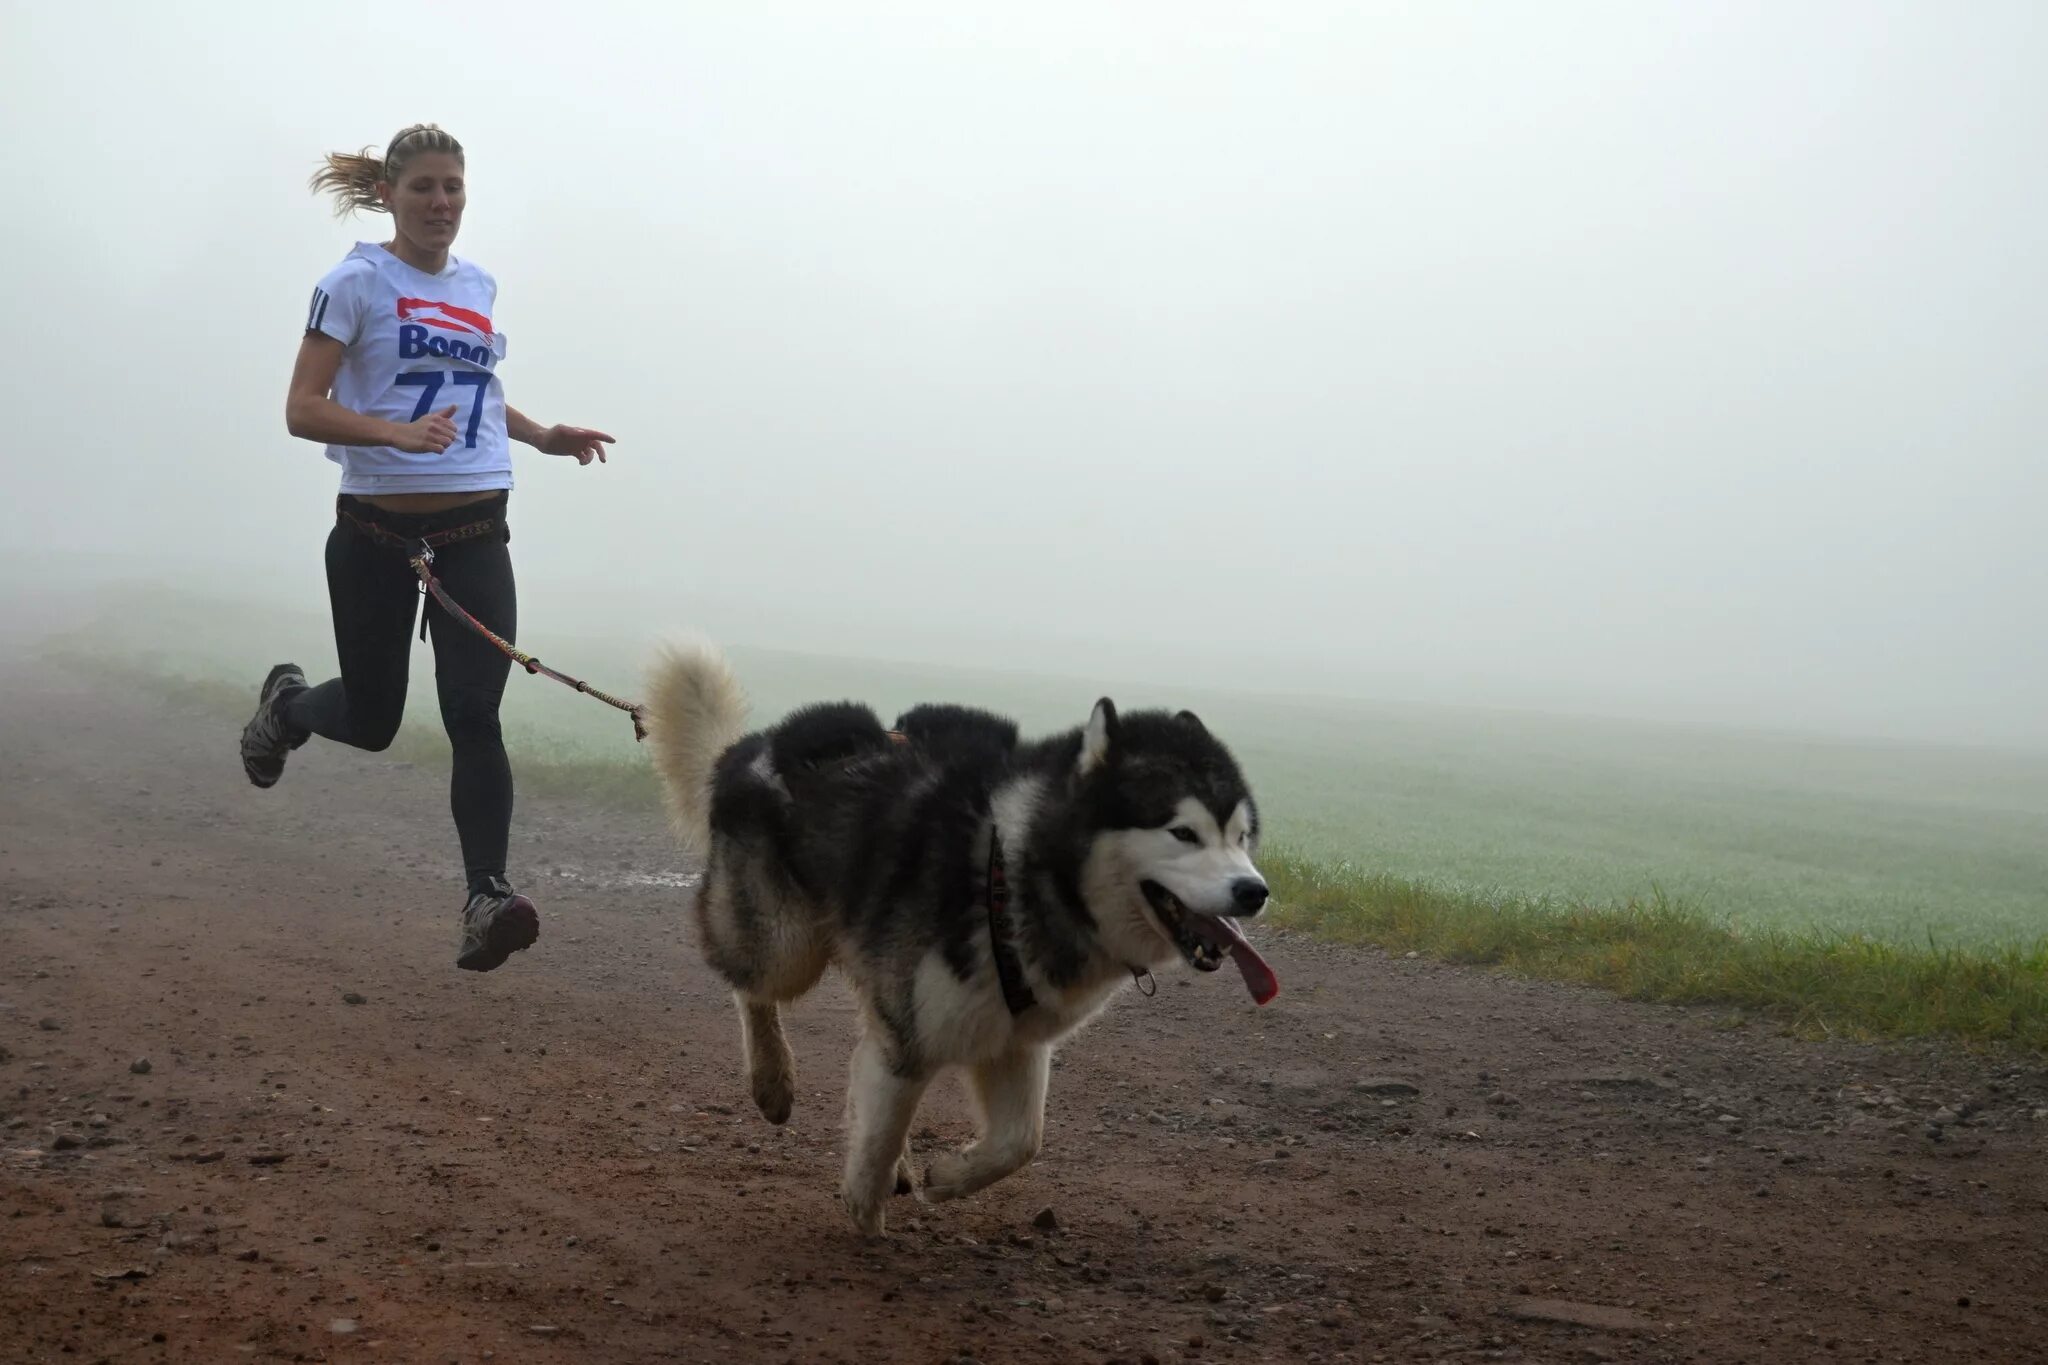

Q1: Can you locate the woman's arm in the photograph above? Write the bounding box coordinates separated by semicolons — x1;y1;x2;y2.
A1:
286;333;455;453
508;404;615;465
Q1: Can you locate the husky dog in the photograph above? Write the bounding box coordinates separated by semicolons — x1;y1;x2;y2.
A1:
642;641;1279;1236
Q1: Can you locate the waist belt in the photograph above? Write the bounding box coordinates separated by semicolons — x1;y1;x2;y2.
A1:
337;504;503;555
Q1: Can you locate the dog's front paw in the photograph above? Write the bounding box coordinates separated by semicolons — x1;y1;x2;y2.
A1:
841;1183;889;1238
752;1070;794;1126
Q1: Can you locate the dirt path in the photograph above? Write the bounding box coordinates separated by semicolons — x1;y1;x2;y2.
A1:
2;659;2045;1365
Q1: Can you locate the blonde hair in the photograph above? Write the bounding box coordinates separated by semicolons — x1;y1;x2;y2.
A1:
309;123;465;217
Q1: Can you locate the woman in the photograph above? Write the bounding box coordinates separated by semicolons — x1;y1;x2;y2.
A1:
241;123;614;973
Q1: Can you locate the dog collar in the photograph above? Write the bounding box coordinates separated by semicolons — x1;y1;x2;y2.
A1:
986;829;1037;1016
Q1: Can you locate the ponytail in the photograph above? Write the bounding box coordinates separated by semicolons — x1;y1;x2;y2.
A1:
309;123;465;217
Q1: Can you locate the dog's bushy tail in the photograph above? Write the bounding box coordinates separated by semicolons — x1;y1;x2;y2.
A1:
643;638;748;853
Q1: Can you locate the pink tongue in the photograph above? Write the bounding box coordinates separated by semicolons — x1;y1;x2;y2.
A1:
1202;915;1281;1005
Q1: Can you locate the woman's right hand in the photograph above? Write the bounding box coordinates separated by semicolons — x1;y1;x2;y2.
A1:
390;406;459;453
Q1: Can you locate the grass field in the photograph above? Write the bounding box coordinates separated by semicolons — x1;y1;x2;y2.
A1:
22;577;2048;1048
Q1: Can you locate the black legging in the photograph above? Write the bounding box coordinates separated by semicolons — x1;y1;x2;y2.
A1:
286;492;517;892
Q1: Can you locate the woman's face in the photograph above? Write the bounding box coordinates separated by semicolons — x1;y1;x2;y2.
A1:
379;151;466;256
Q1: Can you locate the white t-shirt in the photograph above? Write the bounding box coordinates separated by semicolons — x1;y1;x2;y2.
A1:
304;242;512;495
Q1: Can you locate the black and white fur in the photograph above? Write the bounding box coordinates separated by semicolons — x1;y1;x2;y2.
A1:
642;639;1269;1236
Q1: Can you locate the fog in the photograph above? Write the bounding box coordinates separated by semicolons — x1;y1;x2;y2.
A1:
3;2;2042;747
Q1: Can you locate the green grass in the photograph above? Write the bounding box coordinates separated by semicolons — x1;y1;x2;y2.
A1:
376;641;2048;945
25;578;2048;1050
1265;849;2048;1050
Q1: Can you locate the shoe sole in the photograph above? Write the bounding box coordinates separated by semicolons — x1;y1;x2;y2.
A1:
456;895;540;972
241;714;286;788
241;666;307;789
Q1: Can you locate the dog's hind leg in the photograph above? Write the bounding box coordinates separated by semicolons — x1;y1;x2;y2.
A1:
701;868;829;1126
919;1043;1050;1204
737;995;796;1125
840;1029;930;1237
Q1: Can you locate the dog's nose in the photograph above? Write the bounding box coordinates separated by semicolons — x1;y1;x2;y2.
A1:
1231;879;1269;915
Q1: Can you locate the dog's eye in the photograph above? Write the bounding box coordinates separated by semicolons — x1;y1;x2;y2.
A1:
1169;826;1199;845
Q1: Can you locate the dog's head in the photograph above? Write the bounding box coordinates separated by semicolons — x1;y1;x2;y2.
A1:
1069;699;1279;1003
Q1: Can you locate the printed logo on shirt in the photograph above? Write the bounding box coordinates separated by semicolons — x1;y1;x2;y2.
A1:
395;297;497;368
397;297;493;340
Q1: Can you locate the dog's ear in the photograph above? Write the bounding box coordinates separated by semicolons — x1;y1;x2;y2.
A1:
1078;697;1118;775
1176;709;1206;733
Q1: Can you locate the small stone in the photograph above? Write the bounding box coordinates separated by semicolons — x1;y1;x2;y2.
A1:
1032;1207;1060;1231
328;1319;358;1335
38;1018;61;1032
342;992;367;1006
565;1236;580;1248
528;1325;562;1336
235;1249;260;1262
51;1133;82;1151
1355;1078;1420;1097
130;1059;153;1076
1931;1107;1959;1127
249;1152;290;1166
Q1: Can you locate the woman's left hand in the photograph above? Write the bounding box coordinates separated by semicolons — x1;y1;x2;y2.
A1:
539;424;615;465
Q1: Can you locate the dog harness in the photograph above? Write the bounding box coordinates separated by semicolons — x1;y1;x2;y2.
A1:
985;828;1156;1015
986;829;1037;1016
